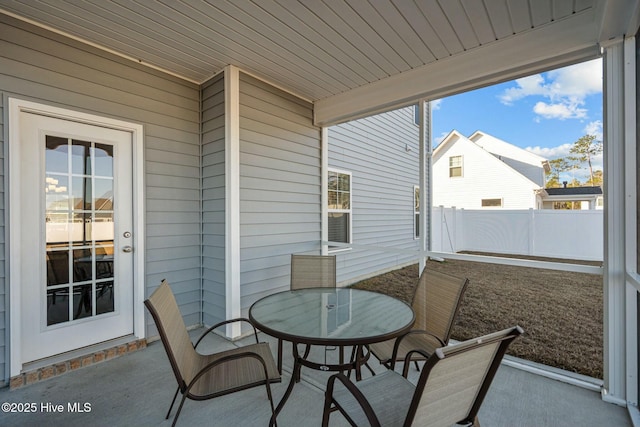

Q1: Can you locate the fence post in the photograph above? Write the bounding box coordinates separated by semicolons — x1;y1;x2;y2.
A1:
452;207;458;253
529;208;535;256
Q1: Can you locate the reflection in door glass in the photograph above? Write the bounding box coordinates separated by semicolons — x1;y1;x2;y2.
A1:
47;289;69;325
45;136;68;174
45;135;116;326
94;143;113;177
71;140;91;175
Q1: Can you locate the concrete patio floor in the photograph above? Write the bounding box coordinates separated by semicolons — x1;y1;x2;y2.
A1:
0;328;631;427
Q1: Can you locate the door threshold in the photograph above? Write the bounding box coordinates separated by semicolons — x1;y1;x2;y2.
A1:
10;335;146;389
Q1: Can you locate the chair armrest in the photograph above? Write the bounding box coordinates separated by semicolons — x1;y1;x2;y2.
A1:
401;349;431;378
185;350;273;395
194;318;260;348
324;373;382;427
390;329;445;369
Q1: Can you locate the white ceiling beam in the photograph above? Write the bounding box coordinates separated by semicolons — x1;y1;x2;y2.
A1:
314;10;601;126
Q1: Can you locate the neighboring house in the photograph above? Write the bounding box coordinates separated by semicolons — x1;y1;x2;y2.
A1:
432;130;550;209
328;107;421;284
539;184;604;210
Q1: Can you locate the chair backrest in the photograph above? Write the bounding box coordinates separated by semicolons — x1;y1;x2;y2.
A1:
290;254;337;290
144;280;198;391
408;326;523;427
412;267;469;346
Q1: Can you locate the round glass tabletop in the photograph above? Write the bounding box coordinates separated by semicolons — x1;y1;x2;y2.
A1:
249;288;415;346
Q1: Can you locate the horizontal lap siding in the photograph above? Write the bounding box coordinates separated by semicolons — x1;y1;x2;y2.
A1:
239;73;321;313
0;15;201;359
201;74;226;326
0;97;4;378
329;107;420;284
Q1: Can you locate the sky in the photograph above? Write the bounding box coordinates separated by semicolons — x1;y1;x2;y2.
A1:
431;58;603;183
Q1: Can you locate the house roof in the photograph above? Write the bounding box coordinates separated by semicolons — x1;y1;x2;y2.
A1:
468;131;550;172
433;129;548;165
544;186;603;196
1;0;637;126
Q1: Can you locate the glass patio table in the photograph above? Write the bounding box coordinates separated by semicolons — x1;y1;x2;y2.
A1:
249;287;414;426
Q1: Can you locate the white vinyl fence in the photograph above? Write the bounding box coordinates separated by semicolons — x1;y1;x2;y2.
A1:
431;207;603;261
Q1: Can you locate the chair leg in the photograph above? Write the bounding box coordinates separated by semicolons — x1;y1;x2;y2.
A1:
171;392;190;427
321;397;333;427
265;380;277;427
277;338;283;374
166;386;180;419
413;360;420;372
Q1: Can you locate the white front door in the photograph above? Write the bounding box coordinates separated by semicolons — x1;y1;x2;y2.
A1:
17;111;135;364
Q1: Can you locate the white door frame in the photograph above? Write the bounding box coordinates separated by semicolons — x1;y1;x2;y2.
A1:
8;98;145;376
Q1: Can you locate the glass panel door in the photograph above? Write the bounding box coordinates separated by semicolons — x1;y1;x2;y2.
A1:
45;137;115;326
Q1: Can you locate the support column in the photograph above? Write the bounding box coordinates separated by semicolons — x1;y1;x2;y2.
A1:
224;65;241;338
602;39;628;405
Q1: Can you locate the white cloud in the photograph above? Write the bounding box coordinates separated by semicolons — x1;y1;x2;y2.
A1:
499;59;602;120
499;75;546;105
525;143;573;159
533;101;587;120
433;131;449;146
430;99;442;111
583;120;603;140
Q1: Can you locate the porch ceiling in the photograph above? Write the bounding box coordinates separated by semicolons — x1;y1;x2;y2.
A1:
1;0;638;125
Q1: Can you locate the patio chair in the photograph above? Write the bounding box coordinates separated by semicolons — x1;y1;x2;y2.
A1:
276;254;337;374
368;267;469;371
144;280;281;427
322;326;523;427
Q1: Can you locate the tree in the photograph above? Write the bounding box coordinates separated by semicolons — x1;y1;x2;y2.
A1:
591;169;603;186
546;158;575;187
569;135;603;186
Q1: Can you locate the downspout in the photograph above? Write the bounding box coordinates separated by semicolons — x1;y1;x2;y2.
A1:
199;72;204;327
418;99;431;271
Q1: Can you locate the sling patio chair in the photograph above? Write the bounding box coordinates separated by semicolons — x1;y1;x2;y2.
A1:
276;254;338;374
368;267;469;372
144;280;281;427
322;326;523;427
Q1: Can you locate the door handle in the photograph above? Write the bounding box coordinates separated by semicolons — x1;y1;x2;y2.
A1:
122;246;133;253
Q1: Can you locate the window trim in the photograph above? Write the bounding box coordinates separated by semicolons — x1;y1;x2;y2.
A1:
327;168;352;252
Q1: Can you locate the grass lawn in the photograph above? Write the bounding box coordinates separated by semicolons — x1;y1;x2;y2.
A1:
350;256;603;379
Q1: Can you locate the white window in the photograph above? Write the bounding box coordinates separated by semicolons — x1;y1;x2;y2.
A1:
449;155;462;177
328;170;352;250
414;186;420;238
481;198;503;208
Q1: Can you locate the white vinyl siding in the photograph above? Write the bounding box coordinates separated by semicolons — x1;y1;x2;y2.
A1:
328;106;420;283
238;73;321;315
0;14;201;376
